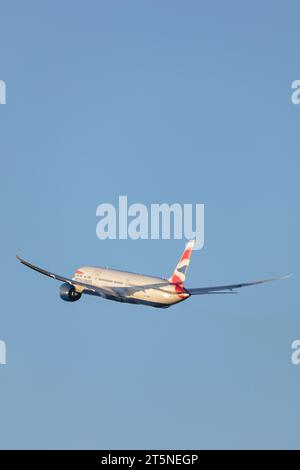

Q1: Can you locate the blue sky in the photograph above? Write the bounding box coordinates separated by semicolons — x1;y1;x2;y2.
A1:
0;0;299;449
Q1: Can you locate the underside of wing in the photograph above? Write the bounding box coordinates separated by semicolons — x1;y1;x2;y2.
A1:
16;255;117;299
186;275;290;295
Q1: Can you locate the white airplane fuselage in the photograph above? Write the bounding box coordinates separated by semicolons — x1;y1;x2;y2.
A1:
73;266;190;308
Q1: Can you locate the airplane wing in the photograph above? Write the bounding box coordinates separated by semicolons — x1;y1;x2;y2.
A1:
186;275;290;295
16;255;177;300
16;255;119;299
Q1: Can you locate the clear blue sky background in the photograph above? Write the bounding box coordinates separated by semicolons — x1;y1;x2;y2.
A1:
0;0;299;449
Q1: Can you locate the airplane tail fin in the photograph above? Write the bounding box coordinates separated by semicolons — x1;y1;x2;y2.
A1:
169;240;195;285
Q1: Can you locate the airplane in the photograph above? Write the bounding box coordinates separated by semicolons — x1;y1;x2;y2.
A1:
16;240;289;309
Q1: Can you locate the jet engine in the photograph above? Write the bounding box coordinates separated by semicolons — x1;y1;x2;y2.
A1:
59;283;82;302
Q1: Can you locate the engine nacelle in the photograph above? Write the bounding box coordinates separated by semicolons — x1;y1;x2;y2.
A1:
59;283;82;302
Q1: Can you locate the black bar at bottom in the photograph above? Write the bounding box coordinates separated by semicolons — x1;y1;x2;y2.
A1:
0;450;299;466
